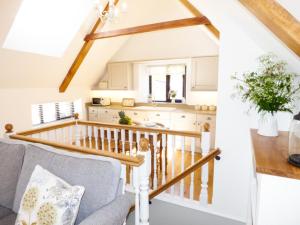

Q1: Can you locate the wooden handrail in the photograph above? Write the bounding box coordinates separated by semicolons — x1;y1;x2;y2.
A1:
149;148;221;199
14;120;205;138
77;120;202;138
17;121;76;136
9;134;144;167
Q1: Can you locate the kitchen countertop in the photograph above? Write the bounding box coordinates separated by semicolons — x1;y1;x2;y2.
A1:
86;102;216;115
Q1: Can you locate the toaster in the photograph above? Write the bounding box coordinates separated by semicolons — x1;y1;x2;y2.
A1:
92;97;111;106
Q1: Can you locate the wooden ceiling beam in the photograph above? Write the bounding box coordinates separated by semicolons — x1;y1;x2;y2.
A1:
179;0;220;39
240;0;300;57
59;0;119;93
85;17;210;41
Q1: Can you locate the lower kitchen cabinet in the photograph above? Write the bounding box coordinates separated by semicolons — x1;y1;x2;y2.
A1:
88;106;216;147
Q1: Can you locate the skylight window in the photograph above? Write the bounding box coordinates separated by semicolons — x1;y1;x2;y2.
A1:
3;0;93;57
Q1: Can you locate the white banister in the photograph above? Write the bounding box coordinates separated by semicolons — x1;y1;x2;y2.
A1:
133;167;140;225
129;130;133;155
190;137;196;200
100;128;105;151
107;128;111;152
200;130;210;205
82;125;86;147
180;136;185;198
114;128;119;153
138;138;151;225
162;133;167;184
87;126;92;148
171;135;175;195
121;129;126;154
152;133;158;190
94;127;99;149
69;126;73;145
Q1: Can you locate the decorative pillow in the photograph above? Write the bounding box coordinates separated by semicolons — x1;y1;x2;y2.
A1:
15;165;85;225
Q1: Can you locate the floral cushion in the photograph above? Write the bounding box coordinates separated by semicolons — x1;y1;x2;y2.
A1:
15;165;85;225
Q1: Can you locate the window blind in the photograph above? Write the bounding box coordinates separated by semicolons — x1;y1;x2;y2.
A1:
32;100;79;126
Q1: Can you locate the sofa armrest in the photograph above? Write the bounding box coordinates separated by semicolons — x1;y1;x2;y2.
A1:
79;194;132;225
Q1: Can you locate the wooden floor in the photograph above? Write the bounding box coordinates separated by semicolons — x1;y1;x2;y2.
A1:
78;138;214;202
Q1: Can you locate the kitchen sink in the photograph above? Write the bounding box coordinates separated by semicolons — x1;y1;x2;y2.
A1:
134;106;176;111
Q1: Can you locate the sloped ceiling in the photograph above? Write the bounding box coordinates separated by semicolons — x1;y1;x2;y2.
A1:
0;0;209;89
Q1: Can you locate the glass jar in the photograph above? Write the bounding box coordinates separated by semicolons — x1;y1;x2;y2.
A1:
288;112;300;167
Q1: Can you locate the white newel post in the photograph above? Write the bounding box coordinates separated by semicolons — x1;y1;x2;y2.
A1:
138;138;151;225
200;123;211;205
4;124;14;139
74;114;81;146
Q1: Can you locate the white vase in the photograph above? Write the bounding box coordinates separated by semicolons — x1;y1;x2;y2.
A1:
171;98;176;103
257;112;278;137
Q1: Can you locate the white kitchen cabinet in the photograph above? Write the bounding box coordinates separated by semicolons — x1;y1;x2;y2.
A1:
171;112;197;131
191;56;218;91
107;62;133;90
148;111;172;128
88;107;99;121
98;108;119;124
125;110;148;123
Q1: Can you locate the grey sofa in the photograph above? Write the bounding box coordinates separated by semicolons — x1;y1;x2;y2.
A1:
0;139;133;225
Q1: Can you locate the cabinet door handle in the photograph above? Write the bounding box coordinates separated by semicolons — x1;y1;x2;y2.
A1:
207;117;212;120
181;115;186;118
124;86;127;89
134;112;138;115
156;114;160;116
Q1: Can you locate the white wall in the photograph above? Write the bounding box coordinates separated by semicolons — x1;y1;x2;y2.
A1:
188;0;300;222
92;26;219;106
0;88;90;136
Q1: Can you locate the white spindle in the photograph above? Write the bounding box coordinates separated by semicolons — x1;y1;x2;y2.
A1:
138;142;151;225
75;123;81;146
200;131;210;205
82;125;86;147
62;128;66;144
152;133;158;190
190;137;196;200
68;126;73;144
121;129;126;154
136;131;141;152
162;134;167;184
114;129;119;153
94;127;99;149
54;129;58;142
107;128;111;152
144;132;149;139
129;130;134;186
133;167;140;225
100;128;105;151
180;136;185;198
87;126;92;148
171;135;175;195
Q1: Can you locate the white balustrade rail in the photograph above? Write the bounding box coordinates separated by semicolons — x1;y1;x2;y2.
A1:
4;115;220;223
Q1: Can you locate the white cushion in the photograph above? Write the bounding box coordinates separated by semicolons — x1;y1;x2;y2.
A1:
15;165;85;225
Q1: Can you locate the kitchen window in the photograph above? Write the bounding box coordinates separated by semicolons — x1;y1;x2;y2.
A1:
31;99;82;126
148;64;186;103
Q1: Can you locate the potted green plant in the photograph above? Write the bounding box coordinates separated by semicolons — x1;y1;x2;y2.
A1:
232;53;300;136
169;90;177;103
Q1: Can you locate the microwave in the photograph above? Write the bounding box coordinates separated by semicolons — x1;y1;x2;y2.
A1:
92;97;111;106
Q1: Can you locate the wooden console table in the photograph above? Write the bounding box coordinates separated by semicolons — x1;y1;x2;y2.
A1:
250;129;300;225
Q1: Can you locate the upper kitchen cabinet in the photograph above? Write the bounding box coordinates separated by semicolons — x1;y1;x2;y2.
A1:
191;56;218;91
107;62;133;90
